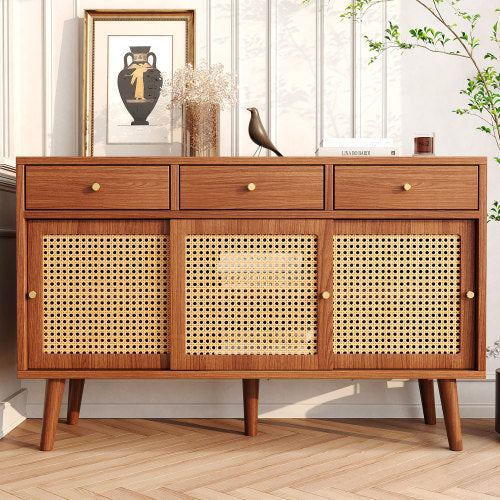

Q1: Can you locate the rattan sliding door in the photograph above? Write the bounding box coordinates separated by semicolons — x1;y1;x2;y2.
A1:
27;220;170;369
171;220;330;370
325;220;476;370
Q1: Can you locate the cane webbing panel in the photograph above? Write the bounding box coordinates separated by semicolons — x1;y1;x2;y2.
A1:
185;235;318;355
332;235;461;354
43;235;170;354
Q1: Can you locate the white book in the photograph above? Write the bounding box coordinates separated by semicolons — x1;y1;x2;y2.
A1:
316;146;399;157
320;138;394;148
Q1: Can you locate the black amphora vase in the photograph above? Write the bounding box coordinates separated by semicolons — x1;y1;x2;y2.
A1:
117;46;162;125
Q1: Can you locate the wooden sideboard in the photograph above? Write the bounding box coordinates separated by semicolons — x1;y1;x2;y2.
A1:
16;156;487;451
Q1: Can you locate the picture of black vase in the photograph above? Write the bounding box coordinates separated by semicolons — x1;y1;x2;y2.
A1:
117;46;163;126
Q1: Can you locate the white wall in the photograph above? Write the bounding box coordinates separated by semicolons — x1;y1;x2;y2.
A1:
2;0;499;421
0;0;26;437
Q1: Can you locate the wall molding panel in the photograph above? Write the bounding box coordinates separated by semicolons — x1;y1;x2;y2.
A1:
381;0;388;137
266;0;277;155
43;0;53;156
315;0;325;149
352;12;362;137
74;0;81;155
230;0;239;156
206;0;212;66
1;0;13;165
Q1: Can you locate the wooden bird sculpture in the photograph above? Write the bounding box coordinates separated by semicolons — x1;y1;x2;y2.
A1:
247;107;283;156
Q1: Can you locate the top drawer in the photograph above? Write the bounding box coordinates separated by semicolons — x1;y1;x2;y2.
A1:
180;165;324;210
25;165;170;210
335;165;478;210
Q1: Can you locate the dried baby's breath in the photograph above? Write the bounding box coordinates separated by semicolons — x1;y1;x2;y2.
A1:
161;61;237;110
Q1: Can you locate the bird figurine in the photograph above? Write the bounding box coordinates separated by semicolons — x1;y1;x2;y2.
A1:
247;107;283;156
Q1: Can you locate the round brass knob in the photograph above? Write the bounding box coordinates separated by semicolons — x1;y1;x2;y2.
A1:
91;183;101;192
321;291;331;300
28;291;37;299
403;183;412;191
466;290;475;299
247;183;256;191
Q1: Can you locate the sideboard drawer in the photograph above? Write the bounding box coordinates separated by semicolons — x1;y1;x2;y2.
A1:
180;165;324;210
335;165;478;210
25;165;170;210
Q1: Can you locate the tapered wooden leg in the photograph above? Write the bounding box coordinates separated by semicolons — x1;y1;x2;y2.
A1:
496;369;500;433
243;379;259;437
67;379;85;425
40;379;65;451
418;379;436;425
437;379;463;451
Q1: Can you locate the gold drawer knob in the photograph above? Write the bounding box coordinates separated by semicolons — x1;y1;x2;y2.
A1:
321;291;331;300
466;290;475;299
247;183;256;191
91;182;101;192
403;183;412;191
28;291;37;299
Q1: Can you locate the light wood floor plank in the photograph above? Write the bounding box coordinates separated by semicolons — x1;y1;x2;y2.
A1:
253;440;417;493
401;487;458;500
143;486;197;500
0;488;29;499
351;487;414;500
227;487;284;500
187;487;242;500
273;486;368;499
166;435;358;493
443;487;500;500
13;486;68;499
83;432;327;494
0;418;497;500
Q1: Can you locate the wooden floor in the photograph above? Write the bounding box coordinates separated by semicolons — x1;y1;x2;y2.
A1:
0;418;499;499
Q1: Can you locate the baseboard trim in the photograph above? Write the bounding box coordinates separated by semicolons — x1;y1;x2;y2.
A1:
0;389;27;438
26;402;495;419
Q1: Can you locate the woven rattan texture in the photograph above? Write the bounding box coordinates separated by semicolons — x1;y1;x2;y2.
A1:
43;235;170;354
332;235;461;354
185;235;318;355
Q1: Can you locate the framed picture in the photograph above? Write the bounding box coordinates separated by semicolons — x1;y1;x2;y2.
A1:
82;10;195;156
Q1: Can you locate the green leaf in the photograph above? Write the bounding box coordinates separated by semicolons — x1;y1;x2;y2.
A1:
477;125;492;134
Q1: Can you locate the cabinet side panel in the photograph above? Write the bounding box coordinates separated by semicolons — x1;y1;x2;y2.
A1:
476;161;487;371
17;164;28;371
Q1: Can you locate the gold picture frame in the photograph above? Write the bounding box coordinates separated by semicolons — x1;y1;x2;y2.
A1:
82;10;195;156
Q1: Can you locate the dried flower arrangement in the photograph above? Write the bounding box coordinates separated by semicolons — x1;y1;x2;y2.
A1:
162;62;237;155
163;61;238;109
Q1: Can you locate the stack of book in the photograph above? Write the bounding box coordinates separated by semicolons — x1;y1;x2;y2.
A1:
316;138;399;157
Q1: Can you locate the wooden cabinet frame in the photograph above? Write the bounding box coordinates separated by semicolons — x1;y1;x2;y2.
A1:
16;156;487;452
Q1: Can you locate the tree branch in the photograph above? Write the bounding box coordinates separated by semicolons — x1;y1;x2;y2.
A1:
414;0;500;132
